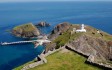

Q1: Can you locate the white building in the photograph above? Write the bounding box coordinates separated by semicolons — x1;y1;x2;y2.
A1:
76;24;86;32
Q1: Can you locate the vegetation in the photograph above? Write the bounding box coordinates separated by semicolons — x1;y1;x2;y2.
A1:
13;23;37;32
53;25;84;49
14;24;112;70
30;49;102;70
14;49;102;70
54;32;83;48
47;24;112;50
54;32;71;48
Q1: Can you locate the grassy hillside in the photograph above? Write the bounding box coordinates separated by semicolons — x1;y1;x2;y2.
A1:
53;24;112;49
14;49;102;70
54;32;83;48
30;49;102;70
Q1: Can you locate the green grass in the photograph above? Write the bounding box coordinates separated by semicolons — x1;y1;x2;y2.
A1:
13;23;37;32
15;49;102;70
54;31;83;49
54;32;71;48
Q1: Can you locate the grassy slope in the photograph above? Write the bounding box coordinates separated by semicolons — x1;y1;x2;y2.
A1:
27;49;101;70
14;49;102;70
13;23;37;32
54;32;83;48
54;24;112;48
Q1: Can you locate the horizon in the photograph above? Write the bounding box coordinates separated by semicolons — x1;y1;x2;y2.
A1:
0;0;112;3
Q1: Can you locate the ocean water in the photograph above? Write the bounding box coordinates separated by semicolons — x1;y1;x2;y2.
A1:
0;1;112;70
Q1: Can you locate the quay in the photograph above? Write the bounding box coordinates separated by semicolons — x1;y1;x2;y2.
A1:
1;39;51;46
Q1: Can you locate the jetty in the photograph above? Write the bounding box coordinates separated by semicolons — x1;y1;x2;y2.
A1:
1;39;51;46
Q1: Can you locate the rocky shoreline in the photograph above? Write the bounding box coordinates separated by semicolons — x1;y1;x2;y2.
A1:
12;22;51;38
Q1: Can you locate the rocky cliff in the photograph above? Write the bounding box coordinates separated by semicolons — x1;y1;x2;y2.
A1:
12;23;40;38
45;22;112;69
48;22;71;40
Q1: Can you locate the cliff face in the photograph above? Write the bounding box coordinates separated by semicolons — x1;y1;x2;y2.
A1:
108;41;112;60
12;23;40;38
67;35;109;59
46;22;112;69
48;22;71;40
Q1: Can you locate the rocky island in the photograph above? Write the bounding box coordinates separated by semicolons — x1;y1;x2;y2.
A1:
35;21;50;27
12;23;40;38
14;22;112;70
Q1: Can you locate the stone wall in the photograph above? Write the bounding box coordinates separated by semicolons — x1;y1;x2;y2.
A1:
65;44;112;69
87;55;112;69
21;46;65;70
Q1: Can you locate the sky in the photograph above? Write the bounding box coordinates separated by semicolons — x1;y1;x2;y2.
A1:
0;0;112;2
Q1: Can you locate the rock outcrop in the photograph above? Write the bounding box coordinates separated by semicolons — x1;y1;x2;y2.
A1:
48;22;71;40
67;35;109;59
35;22;50;27
108;41;112;60
12;23;40;38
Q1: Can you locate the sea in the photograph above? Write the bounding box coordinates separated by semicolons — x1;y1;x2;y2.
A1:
0;1;112;70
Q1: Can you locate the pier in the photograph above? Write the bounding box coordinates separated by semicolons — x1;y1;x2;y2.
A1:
1;39;51;46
